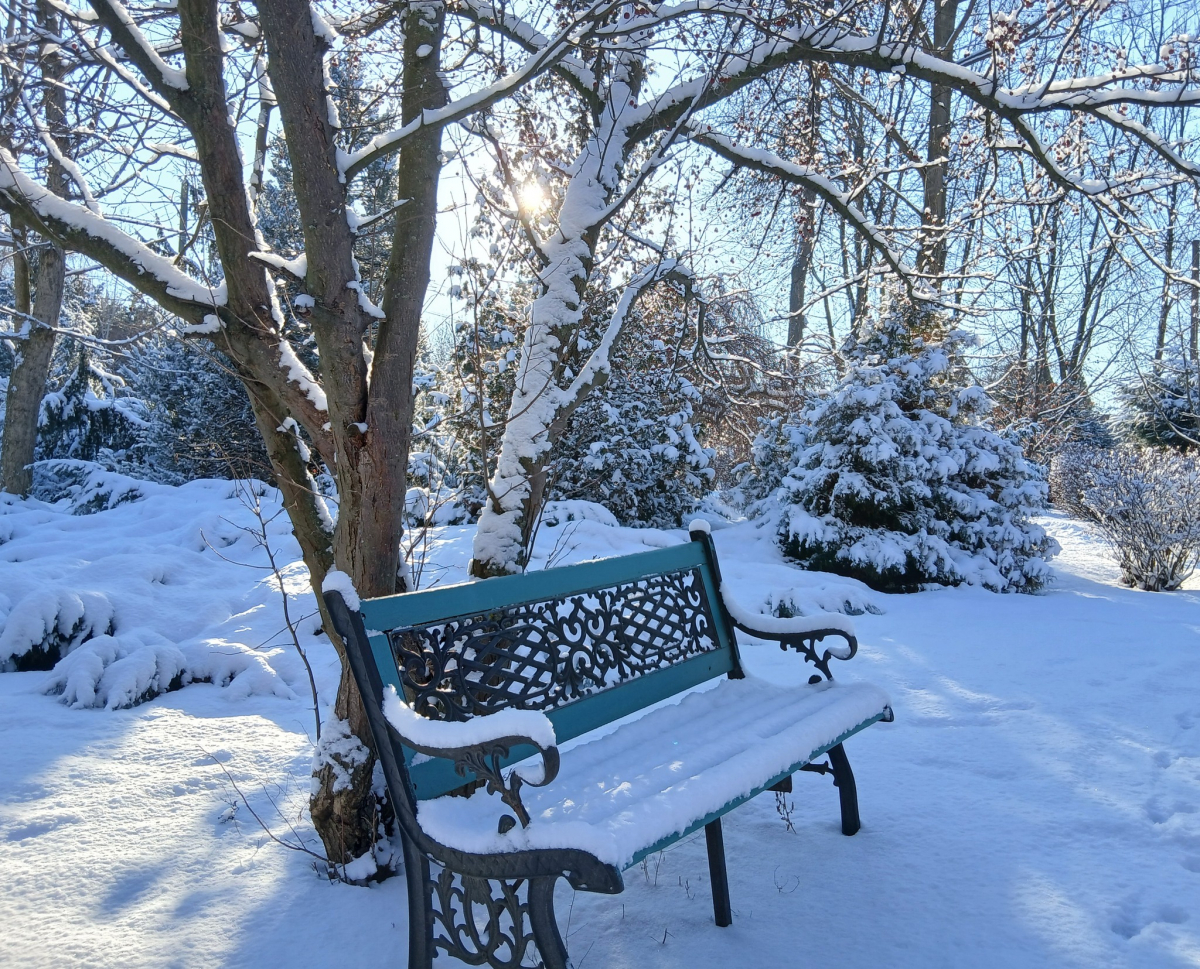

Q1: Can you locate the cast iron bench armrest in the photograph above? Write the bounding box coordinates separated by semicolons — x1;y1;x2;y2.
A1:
382;686;560;833
717;581;857;680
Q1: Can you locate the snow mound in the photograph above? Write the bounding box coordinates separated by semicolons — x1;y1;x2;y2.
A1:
182;640;297;700
0;587;115;671
42;635;296;709
541;500;620;528
43;633;187;709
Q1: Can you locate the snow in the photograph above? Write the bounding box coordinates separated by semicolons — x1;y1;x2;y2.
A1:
277;338;329;412
384;685;557;750
418;677;888;868
719;581;857;642
321;570;359;611
2;479;1200;968
250;250;308;279
98;0;189;90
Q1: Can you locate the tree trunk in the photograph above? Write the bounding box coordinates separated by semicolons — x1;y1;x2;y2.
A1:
787;190;818;347
1;5;68;497
1;238;64;495
917;0;959;281
1156;184;1178;361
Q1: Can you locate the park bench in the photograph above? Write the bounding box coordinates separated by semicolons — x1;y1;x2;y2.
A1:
324;521;893;969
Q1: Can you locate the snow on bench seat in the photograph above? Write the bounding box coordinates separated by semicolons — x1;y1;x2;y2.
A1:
416;675;891;870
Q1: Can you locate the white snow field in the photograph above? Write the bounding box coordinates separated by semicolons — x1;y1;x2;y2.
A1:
2;477;1200;968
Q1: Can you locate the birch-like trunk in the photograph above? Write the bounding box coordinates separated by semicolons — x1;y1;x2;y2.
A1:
469;55;645;578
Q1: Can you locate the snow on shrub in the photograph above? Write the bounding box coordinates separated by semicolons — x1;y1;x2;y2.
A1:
0;587;115;671
1057;445;1200;591
31;460;146;514
42;634;187;709
769;292;1056;593
42;635;296;709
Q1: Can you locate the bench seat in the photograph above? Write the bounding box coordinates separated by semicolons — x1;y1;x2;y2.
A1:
413;675;891;869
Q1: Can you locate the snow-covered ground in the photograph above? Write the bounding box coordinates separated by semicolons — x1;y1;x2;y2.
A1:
2;477;1199;968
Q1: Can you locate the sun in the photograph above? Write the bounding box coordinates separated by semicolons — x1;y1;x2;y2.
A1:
518;181;546;213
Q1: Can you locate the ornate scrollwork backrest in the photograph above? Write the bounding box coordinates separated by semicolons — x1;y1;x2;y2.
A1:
387;566;718;721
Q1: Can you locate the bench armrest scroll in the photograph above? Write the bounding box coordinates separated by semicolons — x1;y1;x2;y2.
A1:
382;686;560;833
717;582;858;680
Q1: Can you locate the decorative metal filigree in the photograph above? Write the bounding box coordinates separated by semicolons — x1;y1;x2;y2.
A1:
389;567;716;720
430;866;539;968
450;741;560;832
773;632;855;681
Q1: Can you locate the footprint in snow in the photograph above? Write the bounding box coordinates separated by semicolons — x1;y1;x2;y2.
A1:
1144;796;1198;825
1111;899;1189;939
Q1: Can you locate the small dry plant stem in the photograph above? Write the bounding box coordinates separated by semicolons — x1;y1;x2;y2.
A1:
204;476;322;743
242;485;322;743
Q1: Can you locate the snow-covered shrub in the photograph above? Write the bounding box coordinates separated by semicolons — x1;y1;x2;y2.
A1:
1057;445;1200;591
1121;356;1200;450
0;587;115;671
770;293;1056;593
42;633;187;709
550;370;714;528
41;634;296;709
546;290;715;527
31;460;146;513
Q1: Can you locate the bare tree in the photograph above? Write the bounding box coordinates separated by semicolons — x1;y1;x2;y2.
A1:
1;0;68;496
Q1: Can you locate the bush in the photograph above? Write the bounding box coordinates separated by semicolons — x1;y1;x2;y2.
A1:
769;292;1056;593
1056;445;1200;591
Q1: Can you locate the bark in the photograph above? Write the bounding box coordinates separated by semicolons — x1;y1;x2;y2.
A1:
787;190;818;347
1;240;64;495
1191;240;1199;361
1;1;68;497
1156;183;1178;361
916;0;959;281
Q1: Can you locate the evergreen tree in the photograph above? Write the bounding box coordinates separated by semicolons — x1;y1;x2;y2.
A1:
549;304;714;528
124;336;270;482
771;292;1056;593
37;343;146;465
1121;355;1200;450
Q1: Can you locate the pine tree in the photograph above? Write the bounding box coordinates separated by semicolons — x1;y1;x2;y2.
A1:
124;336;270;482
549;304;714;528
1122;355;1200;450
771;292;1056;593
37;343;146;465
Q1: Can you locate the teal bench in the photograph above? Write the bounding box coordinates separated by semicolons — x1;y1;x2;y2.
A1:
325;522;892;969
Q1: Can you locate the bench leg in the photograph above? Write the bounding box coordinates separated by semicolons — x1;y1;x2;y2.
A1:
705;818;733;927
827;742;861;836
404;837;436;969
528;876;570;969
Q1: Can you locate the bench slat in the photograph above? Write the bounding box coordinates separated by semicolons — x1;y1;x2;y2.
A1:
359;543;711;632
625;709;888;868
406;646;736;799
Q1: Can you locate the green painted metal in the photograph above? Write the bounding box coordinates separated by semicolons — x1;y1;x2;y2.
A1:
625;710;888;868
359;542;709;632
407;647;735;799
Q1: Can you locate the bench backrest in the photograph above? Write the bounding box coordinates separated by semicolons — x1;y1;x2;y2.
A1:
358;533;741;800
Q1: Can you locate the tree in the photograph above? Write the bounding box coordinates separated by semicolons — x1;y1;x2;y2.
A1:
774;292;1056;592
0;0;69;496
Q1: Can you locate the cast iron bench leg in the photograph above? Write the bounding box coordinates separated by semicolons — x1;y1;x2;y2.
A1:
528;877;570;969
828;743;861;836
705;818;732;927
